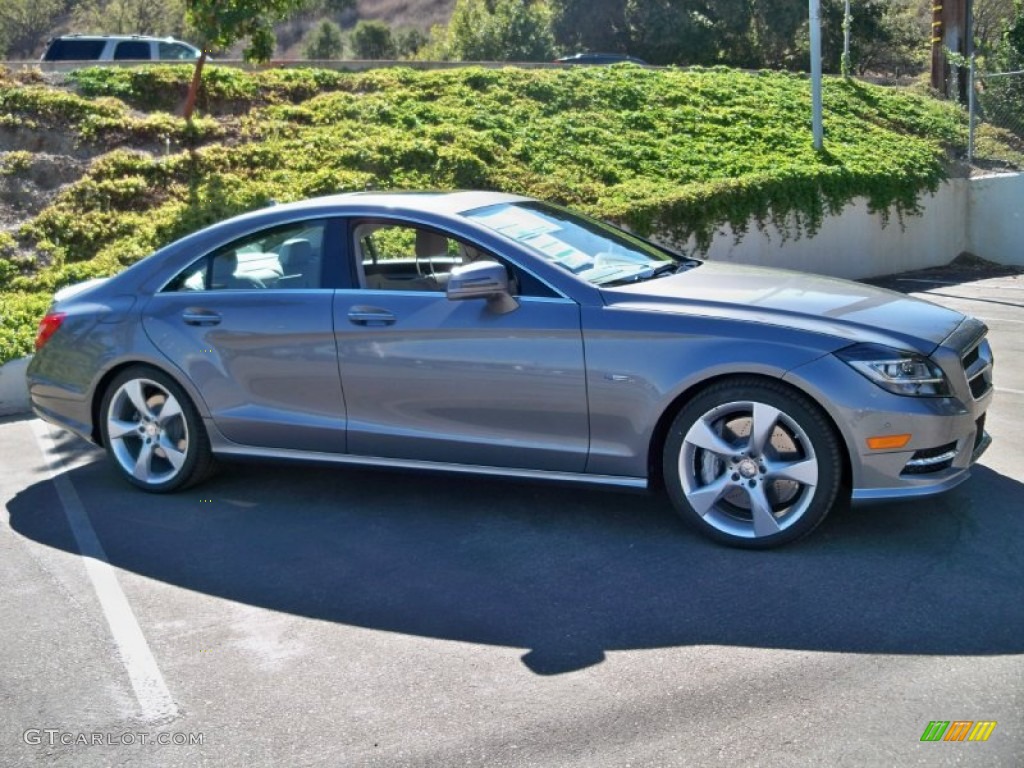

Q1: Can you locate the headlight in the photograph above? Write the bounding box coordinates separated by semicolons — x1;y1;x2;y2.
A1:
836;343;951;397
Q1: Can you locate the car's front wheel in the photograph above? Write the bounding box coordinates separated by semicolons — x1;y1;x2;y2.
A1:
100;366;215;492
663;378;842;549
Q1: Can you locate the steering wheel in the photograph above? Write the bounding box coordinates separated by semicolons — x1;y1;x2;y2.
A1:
416;249;438;279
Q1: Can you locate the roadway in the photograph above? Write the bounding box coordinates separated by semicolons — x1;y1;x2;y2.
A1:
1;268;1021;767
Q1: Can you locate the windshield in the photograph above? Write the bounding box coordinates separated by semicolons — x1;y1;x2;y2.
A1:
463;202;686;286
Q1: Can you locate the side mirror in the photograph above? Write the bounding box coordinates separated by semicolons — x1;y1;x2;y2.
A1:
446;262;519;314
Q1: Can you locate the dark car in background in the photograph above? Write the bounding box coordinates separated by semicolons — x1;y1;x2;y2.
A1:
27;192;993;548
554;52;648;65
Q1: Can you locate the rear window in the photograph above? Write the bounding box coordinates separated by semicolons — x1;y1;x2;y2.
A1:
43;39;106;61
114;41;151;60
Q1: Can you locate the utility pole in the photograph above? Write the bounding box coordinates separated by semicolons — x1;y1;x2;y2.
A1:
810;0;823;149
842;0;851;75
930;0;944;91
931;0;972;100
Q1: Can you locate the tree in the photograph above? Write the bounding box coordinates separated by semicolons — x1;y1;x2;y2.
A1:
974;0;1017;56
977;0;1024;131
319;0;356;11
550;0;628;54
0;0;67;59
849;0;925;76
350;20;396;59
701;0;760;68
71;0;187;37
745;0;808;69
303;19;344;59
1002;0;1024;62
624;0;717;65
182;0;313;120
445;0;555;61
815;0;924;76
394;27;428;59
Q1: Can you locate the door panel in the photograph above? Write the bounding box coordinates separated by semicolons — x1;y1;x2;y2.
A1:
143;291;346;452
332;292;588;471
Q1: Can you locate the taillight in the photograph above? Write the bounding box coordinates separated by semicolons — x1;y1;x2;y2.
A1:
34;311;66;350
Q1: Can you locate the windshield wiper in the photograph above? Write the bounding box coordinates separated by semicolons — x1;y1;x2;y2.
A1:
650;263;682;277
597;261;692;287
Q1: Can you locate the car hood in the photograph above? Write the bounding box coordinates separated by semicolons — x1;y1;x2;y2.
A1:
602;262;965;354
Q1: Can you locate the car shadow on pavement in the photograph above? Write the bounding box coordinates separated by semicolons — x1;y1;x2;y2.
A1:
9;456;1024;675
865;259;1024;300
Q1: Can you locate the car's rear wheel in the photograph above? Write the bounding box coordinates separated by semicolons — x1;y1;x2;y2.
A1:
100;366;215;492
663;378;842;549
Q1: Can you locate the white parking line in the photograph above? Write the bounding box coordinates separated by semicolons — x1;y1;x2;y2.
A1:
899;278;1024;290
979;316;1024;324
996;386;1024;396
30;421;177;723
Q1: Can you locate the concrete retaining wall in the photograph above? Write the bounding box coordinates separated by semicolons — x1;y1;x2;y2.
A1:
0;355;31;417
967;173;1024;267
688;173;1023;279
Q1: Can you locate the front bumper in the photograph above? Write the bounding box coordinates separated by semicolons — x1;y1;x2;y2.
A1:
849;418;991;503
784;319;994;503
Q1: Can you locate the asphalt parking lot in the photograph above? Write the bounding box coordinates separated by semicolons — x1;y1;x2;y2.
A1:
2;268;1022;767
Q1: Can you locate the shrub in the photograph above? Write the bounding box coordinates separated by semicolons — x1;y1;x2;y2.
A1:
351;20;396;60
304;19;345;60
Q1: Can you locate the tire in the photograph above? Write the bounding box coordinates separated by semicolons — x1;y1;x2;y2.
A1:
99;365;216;492
662;377;842;549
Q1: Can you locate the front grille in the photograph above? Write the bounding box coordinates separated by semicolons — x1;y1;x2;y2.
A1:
903;441;958;475
963;344;980;370
961;336;993;400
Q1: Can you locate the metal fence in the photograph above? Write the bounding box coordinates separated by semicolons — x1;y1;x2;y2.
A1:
968;63;1024;167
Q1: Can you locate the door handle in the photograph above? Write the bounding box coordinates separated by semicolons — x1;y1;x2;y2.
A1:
347;307;396;326
181;309;222;326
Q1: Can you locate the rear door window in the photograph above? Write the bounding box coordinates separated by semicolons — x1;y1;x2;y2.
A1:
164;220;329;292
114;41;152;60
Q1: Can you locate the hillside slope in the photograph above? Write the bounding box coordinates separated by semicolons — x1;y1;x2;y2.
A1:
274;0;456;58
0;63;973;363
356;0;454;30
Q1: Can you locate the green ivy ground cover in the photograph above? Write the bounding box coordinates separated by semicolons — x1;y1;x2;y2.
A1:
1;63;971;364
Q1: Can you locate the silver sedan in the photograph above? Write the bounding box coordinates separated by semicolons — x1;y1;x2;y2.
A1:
27;191;994;548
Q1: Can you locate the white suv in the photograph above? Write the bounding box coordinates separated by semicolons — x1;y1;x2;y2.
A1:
41;35;201;62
